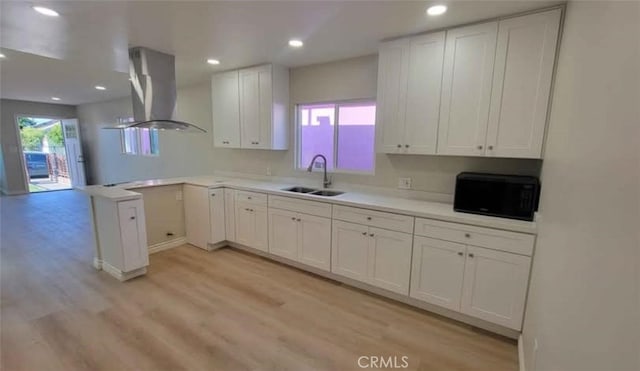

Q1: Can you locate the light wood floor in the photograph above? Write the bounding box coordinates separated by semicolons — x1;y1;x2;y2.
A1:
1;190;518;370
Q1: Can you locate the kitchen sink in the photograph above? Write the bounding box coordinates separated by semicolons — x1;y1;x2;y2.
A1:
310;190;344;197
283;186;317;193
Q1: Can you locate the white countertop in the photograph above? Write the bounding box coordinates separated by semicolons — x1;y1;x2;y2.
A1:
79;176;537;234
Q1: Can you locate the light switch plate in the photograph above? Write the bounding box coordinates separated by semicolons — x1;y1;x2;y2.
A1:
398;177;412;189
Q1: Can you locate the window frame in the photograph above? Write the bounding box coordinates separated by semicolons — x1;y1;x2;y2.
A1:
295;99;377;175
118;117;160;157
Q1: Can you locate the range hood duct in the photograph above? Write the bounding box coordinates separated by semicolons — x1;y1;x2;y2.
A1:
105;47;206;133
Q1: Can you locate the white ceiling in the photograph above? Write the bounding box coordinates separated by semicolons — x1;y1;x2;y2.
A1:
0;0;561;105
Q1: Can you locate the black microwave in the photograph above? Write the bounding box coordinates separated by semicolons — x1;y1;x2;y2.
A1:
454;172;540;221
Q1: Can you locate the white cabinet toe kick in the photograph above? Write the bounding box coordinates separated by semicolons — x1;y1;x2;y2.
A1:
87;184;536;338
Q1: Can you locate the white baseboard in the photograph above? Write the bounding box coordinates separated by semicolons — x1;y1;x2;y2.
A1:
101;261;146;281
148;237;187;254
519;335;526;371
93;257;102;270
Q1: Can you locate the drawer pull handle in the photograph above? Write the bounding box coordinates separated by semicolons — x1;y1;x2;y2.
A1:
211;194;215;197
465;233;471;238
369;233;374;237
248;196;252;200
296;218;301;222
291;217;296;221
130;216;136;220
362;232;367;236
458;252;464;256
468;253;474;258
366;217;372;221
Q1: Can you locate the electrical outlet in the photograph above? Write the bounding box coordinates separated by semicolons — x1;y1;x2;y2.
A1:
398;177;412;189
266;166;272;176
175;190;183;201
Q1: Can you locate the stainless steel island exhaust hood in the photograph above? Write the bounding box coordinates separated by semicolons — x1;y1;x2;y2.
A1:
105;47;206;133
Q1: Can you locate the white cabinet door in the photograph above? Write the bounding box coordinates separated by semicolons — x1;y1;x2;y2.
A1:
410;236;466;311
256;65;273;149
331;220;370;283
268;208;299;261
208;189;226;244
461;246;531;330
224;189;236;242
438;22;498;156
117;199;148;271
368;227;413;295
236;202;269;252
239;65;272;149
183;184;210;250
235;202;255;248
212;70;241;148
404;32;446;155
486;9;561;158
253;206;269;252
239;68;261;148
377;39;409;154
298;214;331;271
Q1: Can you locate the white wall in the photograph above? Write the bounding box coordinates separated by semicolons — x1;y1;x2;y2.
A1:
522;2;640;371
0;99;77;194
77;83;214;185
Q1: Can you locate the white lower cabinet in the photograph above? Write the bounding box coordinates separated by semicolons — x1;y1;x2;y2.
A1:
224;189;236;242
184;185;226;250
410;236;466;311
411;219;533;330
460;246;531;329
368;227;413;295
235;202;268;252
268;208;299;260
331;220;370;282
117;199;149;272
268;208;331;271
332;220;412;295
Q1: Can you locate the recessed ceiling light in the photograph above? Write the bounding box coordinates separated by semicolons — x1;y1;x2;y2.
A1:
0;53;5;59
288;39;304;48
33;6;59;17
426;5;447;16
95;85;106;90
51;97;60;101
207;59;220;65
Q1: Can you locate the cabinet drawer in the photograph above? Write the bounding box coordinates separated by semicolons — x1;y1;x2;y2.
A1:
414;218;535;256
333;205;413;234
236;191;267;206
268;195;331;218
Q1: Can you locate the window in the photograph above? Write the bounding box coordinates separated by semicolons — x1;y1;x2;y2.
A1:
297;101;376;173
119;117;159;156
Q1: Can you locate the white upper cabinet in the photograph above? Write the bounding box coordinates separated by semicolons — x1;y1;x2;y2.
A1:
437;22;498;156
378;39;409;154
239;64;289;150
403;32;446;155
378;32;445;155
486;9;562;158
212;64;289;150
211;70;241;148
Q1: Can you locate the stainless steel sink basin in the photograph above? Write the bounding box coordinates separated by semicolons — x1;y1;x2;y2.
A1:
283;186;317;193
310;190;344;197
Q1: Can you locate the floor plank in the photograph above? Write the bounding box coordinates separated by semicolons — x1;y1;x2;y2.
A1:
1;190;518;370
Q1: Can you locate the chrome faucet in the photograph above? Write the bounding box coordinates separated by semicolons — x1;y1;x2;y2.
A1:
307;154;332;188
